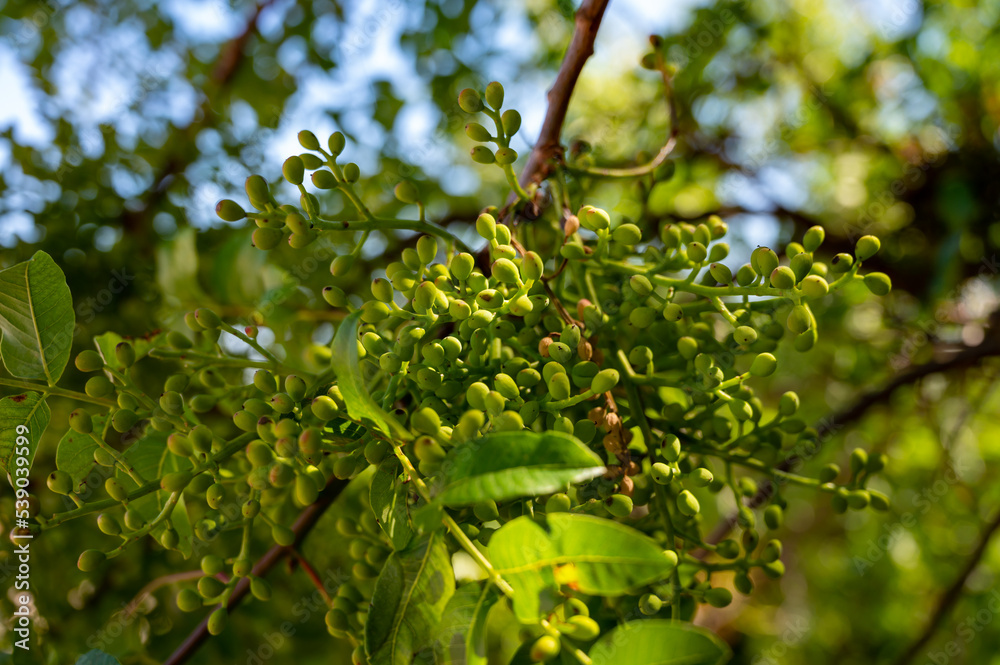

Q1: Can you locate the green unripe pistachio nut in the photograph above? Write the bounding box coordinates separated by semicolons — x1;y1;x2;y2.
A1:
502;109;521;136
530;635;561;662
787;305;812;334
476;213;497;240
311;396;339;421
650;462;674;485
105;478;128;502
47;470;73;495
311;169;337;189
830;252;854;273
545;493;572;513
245;175;271;211
328;131;346;154
769;266;796;290
677;489;700;516
749;353;777;377
734;325;757;345
612;223;642;245
736;263;757;286
85;376;114;398
800;274;829;299
803;225;825;252
779;391;799;416
710;263;733;285
547;373;571;401
638;593;662;615
578;205;610;232
458;88;484;113
176;588;202;612
855;235;880;261
470;146;495;164
216;199;246;222
485;81;504;109
114;342;135;368
411;407;441;435
495;147;517;164
661;434;681;462
251;576;273;601
605;493;633;517
716;539;740;559
686;241;708;263
751;247;779;276
75;350;105;372
298;130;320;150
465;122;491;142
864;272;892;296
69;409;93;434
590;368;619;394
77;549;106;572
706;587;733;608
764;504;784;530
207;608;229;636
282;155;305;185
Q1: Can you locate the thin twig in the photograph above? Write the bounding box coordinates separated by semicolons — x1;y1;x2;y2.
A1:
288;548;332;606
568;61;679;178
892;508;1000;665
517;0;612;190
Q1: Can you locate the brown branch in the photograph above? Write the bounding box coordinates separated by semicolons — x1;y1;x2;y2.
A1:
517;0;611;190
288;548;332;606
704;336;1000;546
893;507;1000;665
163;477;348;665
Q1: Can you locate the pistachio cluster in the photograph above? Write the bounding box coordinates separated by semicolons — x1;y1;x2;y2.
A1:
32;80;894;663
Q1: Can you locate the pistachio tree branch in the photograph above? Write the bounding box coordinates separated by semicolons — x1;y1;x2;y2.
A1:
893;507;1000;665
163;477;349;665
517;0;611;190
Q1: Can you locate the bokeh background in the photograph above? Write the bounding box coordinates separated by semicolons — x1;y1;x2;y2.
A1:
2;0;1000;663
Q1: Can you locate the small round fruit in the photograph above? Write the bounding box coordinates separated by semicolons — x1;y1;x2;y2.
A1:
77;549;106;572
47;470;73;495
530;635;561;662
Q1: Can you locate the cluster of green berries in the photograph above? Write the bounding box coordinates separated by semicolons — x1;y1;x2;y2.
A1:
44;82;895;649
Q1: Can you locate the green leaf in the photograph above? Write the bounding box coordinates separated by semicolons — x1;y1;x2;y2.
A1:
330;310;411;442
370;457;415;551
0;250;75;383
490;513;678;621
56;414;106;488
587;620;731;665
428;582;498;665
74;650;123;665
365;532;455;665
434;431;605;506
465;583;499;665
0;392;50;488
